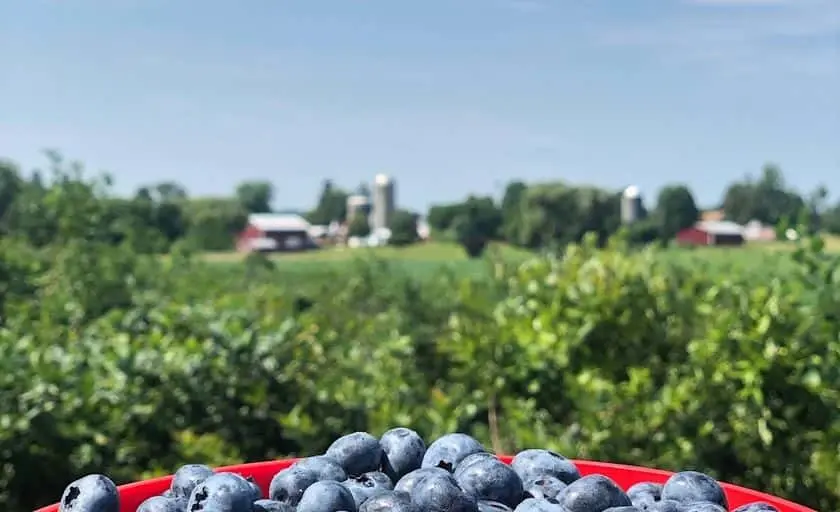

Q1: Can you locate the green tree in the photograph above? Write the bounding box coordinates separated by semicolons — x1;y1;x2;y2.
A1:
3;150;117;247
153;200;188;246
427;196;501;250
515;183;619;250
0;159;23;226
153;181;188;201
427;203;462;236
805;184;829;232
236;181;273;214
721;164;804;226
184;198;248;251
625;218;660;245
129;186;187;250
822;200;840;235
453;216;487;258
654;184;699;241
500;181;527;244
451;196;503;258
307;180;348;225
388;209;419;247
347;213;371;238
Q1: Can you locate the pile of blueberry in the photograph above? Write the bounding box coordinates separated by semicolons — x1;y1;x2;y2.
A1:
58;428;780;512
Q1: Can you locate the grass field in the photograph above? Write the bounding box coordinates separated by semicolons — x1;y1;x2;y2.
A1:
201;241;532;263
192;235;840;282
203;235;840;262
200;242;534;279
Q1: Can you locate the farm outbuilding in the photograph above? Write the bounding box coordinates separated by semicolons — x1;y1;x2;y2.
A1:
743;220;777;242
675;220;745;247
236;213;318;253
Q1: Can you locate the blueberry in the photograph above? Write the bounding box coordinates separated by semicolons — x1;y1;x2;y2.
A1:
661;471;728;509
342;471;394;508
269;467;320;506
55;428;795;512
645;500;682;512
171;464;215;500
558;474;632;512
395;467;457;494
478;500;514;511
58;474;120;512
296;480;357;512
380;427;426;482
627;482;662;506
513;497;566;511
254;499;295;512
511;449;581;485
137;495;186;512
422;433;487;472
359;490;419;512
454;453;498;479
682;503;727;512
524;476;567;500
733;503;779;512
456;456;524;507
327;432;384;476
245;475;263;500
186;472;255;512
292;456;348;482
409;473;479;512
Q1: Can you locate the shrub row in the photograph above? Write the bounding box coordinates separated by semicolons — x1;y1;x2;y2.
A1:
1;237;838;511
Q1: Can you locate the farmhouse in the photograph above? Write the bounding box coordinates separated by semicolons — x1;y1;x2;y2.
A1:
676;220;745;247
236;213;318;253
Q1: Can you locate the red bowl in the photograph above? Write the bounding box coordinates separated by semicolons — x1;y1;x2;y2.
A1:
35;457;816;512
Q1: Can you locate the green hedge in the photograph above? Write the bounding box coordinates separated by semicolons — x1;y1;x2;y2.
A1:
1;237;838;511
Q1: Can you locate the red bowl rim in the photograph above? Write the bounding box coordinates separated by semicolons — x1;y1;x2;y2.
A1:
34;457;817;512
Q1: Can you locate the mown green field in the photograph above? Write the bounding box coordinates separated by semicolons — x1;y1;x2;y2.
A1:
197;237;839;279
199;242;533;279
201;241;531;263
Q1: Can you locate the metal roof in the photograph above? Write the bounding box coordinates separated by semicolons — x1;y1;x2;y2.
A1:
248;213;311;232
697;220;744;236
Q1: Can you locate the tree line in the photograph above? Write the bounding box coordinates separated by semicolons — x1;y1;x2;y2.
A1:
2;151;838;255
427;164;840;257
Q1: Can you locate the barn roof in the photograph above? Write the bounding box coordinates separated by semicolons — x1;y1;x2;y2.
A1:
248;213;311;232
697;220;744;236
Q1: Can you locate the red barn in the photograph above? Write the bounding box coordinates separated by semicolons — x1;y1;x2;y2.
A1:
236;213;318;253
675;220;745;247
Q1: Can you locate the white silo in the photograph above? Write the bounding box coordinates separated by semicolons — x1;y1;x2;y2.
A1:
621;185;642;224
346;194;371;221
371;173;395;231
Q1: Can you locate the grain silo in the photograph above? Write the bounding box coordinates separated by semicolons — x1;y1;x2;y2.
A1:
371;173;395;231
621;185;642;224
346;194;371;222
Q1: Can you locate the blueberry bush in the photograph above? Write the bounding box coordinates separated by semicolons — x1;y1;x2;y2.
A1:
3;231;837;511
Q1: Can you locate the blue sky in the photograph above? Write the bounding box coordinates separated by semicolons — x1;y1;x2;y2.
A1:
2;0;838;211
